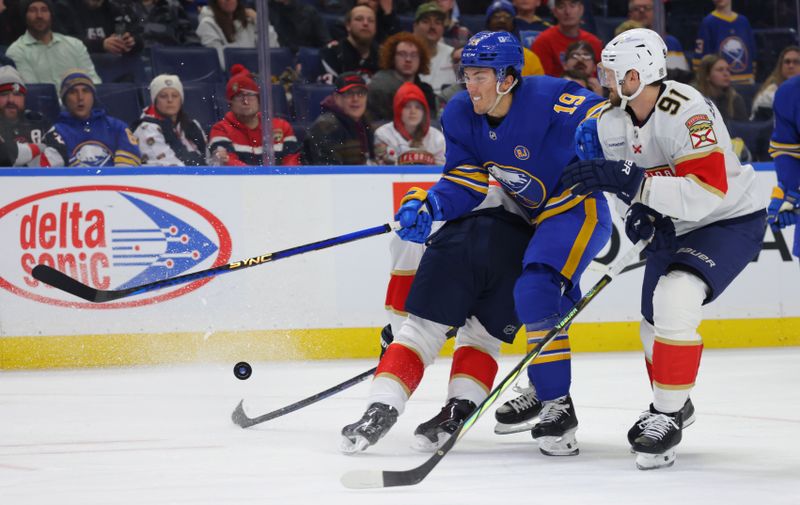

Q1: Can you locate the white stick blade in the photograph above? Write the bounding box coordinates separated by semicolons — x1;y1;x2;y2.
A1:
340;470;384;489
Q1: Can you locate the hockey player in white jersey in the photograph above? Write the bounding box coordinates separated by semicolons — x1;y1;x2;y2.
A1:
561;28;766;470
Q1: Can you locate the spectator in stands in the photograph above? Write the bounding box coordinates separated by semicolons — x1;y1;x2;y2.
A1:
562;40;601;94
55;0;144;56
0;0;26;46
304;72;374;165
437;0;470;47
367;31;435;122
413;2;455;95
6;0;102;88
374;81;444;165
618;0;690;79
269;0;332;53
124;0;200;48
197;0;279;67
208;64;300;165
43;70;140;166
131;74;207;166
693;0;756;85
486;0;544;76
532;0;601;77
0;65;50;166
439;45;464;105
513;0;550;48
750;46;800;121
355;0;402;43
321;5;380;79
694;54;747;123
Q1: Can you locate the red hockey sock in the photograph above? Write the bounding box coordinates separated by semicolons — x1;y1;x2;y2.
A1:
449;346;498;392
375;343;425;395
384;273;415;314
652;339;704;390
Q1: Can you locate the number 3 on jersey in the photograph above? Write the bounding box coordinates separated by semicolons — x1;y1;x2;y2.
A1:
553;93;586;114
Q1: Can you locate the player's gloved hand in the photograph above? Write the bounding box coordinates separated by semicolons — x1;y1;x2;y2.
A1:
561;159;645;204
379;324;393;359
574;117;602;160
394;187;444;243
767;184;799;231
625;203;676;253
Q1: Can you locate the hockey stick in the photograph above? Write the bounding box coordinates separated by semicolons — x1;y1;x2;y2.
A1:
31;223;395;303
340;239;648;489
232;366;378;428
232;328;457;428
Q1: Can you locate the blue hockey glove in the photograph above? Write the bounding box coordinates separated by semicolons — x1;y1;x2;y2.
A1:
767;184;799;231
561;159;645;204
394;187;444;243
625;203;676;253
574;117;602;160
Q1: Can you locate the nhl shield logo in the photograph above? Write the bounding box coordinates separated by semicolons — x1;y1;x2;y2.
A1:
514;145;530;160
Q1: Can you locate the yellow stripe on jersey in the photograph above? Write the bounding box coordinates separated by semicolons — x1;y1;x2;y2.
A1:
686;174;726;198
582;100;608;121
442;165;490;194
560;198;598;279
531;351;571;364
442;175;490;194
533;193;587;225
769;140;800;159
674;147;723;164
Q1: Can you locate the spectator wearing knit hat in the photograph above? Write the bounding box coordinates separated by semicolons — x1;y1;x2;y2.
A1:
131;74;208;166
208;64;300;166
6;0;101;88
485;0;544;76
303;72;374;165
42;69;140;166
0;65;51;166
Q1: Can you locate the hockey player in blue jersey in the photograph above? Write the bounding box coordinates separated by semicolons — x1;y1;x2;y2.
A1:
768;74;800;261
341;31;612;456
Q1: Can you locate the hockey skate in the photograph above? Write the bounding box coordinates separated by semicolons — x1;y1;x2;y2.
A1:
530;395;579;456
627;398;695;447
630;404;683;470
494;383;542;435
340;402;398;454
411;398;476;452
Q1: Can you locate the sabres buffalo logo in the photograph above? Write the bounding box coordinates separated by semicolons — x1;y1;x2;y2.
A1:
486;162;546;209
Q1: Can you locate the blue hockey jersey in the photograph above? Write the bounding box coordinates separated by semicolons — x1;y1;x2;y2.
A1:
769;74;800;192
430;75;605;224
693;10;756;84
44;109;141;167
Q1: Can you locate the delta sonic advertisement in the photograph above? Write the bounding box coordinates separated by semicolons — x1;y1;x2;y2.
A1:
0;185;232;310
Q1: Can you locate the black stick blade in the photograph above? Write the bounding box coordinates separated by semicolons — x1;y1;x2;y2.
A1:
231;400;257;428
32;265;104;302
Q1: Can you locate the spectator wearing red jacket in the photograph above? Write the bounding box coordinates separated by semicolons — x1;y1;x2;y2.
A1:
208;64;300;166
531;0;601;77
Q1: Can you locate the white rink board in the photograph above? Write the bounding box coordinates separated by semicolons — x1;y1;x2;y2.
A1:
0;168;795;339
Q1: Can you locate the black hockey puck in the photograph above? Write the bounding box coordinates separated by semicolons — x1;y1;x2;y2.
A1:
234;361;252;380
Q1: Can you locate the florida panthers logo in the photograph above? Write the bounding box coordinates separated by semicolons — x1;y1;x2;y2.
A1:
720;37;749;73
486;162;546;209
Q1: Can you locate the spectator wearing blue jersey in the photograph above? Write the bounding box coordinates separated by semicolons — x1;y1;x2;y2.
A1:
693;0;756;85
42;69;140;167
768;74;800;260
512;0;550;48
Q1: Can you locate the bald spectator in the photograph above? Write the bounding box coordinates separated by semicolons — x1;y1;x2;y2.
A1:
6;0;101;88
413;2;455;95
513;0;550;48
321;5;380;79
531;0;601;77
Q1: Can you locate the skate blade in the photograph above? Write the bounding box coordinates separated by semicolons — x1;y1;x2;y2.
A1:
411;432;449;452
635;448;676;470
536;428;579;456
340;435;371;455
494;419;537;435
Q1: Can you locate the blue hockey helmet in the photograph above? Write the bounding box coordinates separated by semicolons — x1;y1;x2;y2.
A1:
459;31;524;81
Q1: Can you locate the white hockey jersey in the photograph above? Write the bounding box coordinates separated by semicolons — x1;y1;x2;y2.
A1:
597;80;764;235
374;122;446;166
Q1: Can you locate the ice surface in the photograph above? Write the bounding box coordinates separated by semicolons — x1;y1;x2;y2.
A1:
1;348;799;505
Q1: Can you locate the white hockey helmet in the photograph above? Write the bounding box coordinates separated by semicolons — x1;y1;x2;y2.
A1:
600;28;668;104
